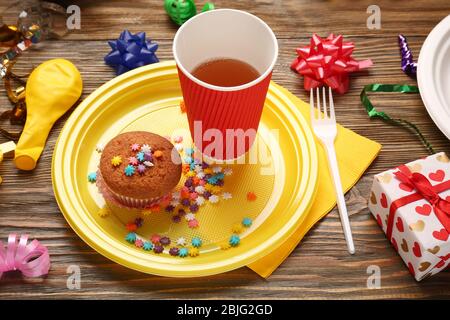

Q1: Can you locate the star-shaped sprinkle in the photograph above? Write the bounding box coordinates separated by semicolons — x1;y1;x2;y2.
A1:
178;247;189;257
88;172;97;183
194;165;203;173
160;236;171;246
124;165;135;176
188;219;199;228
247;192;257;201
131;143;140;151
222;192;232;200
212;166;222;173
135;238;144;248
224;168;233;176
196;172;205;179
141;144;151;153
170;199;180;207
136;152;145;162
128;156;138;166
143;241;153;251
111;156;122;167
191;237;202;248
153;245;164;254
125;232;137;243
184;156;193;164
229;234;240;247
176;237;187;246
96;144;104;153
144;161;154;167
151;234;161;244
242;217;252;227
185;213;196;221
189;247;199;257
97;206;111;217
137;164;146;174
232;223;244;234
195;196;205;206
195;186;205;194
209;195;219;203
219;241;231;250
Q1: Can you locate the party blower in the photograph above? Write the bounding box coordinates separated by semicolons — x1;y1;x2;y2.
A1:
14;59;82;171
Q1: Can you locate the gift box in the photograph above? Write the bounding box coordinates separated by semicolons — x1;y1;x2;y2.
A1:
368;152;450;281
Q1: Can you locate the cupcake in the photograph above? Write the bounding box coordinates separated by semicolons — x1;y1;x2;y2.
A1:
97;131;182;208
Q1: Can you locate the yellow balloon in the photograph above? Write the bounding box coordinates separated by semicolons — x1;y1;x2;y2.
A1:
14;59;83;170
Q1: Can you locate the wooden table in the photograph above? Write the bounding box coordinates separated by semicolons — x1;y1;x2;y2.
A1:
0;0;449;299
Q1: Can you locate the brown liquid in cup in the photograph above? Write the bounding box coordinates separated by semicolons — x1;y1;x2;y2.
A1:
191;58;260;87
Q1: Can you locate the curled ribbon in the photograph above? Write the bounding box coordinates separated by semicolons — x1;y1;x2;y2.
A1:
291;33;372;94
386;165;450;240
0;234;50;278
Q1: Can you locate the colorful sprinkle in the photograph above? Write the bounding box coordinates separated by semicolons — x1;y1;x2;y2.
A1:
124;165;136;176
153;245;164;254
153;150;163;159
88;172;97;183
185;213;196;221
131;143;140;151
212;166;222;173
137;164;146;174
178;247;189;257
185;147;194;156
111;156;122;167
189;203;199;213
222;192;232;200
176;237;187;246
219;241;231;250
209;195;219;203
136;152;145;162
195;196;205;206
143;161;154;167
96;144;104;153
242;217;252;227
189;247;199;257
191;237;202;248
224;168;233;176
97;206;110;217
232;223;244;234
247;192;257;201
135;238;144;248
141;144;151;153
184;156;193;164
128;156;138;166
151;234;161;244
181;198;191;207
160;236;171;246
126;222;138;232
144;152;153;162
125;232;137;243
169;247;179;256
143;241;153;251
172;215;181;223
229;234;240;247
134;217;144;227
188;219;199;228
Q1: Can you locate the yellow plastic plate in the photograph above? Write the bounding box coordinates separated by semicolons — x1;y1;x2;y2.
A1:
52;61;318;277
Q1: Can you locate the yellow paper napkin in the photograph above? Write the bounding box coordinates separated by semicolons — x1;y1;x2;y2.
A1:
248;84;382;278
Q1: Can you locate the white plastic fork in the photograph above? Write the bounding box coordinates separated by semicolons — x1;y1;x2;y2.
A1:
310;87;355;255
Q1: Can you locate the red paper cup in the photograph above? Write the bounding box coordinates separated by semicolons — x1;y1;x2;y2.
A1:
173;9;278;161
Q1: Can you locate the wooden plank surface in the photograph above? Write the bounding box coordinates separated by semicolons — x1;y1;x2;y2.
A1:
0;0;449;299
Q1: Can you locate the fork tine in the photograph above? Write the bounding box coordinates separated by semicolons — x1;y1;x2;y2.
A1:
322;87;328;119
316;87;321;119
310;88;315;120
328;87;335;120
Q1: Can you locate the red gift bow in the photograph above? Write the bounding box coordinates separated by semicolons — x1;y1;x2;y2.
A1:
291;33;373;94
386;165;450;240
0;234;50;279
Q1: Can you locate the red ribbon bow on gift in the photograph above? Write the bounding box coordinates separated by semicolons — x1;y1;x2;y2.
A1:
386;165;450;240
0;234;50;279
291;34;372;94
